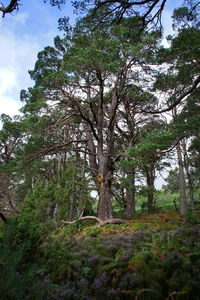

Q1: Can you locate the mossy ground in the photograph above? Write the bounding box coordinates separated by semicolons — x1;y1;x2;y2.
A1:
1;209;200;299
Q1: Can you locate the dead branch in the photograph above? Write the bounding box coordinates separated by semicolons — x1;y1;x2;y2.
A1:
61;216;128;227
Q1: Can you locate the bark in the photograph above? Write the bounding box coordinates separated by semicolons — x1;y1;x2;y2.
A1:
85;128;98;177
98;174;113;220
67;154;78;221
47;203;56;219
182;140;194;209
95;74;115;220
173;109;187;216
176;142;187;215
126;168;136;216
145;166;155;213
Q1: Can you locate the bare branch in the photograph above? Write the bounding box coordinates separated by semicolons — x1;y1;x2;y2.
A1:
25;139;87;162
61;216;128;226
0;0;19;17
142;75;200;114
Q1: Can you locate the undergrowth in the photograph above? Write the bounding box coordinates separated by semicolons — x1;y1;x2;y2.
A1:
0;210;200;299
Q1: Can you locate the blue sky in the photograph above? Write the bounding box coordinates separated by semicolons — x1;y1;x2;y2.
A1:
0;0;75;116
0;0;183;118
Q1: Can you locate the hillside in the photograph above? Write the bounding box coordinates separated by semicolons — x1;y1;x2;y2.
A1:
1;210;200;299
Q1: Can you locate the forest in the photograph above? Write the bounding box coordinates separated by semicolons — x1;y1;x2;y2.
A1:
0;0;200;299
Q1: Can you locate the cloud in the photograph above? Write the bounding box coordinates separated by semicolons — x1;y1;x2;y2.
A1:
0;7;62;120
0;0;69;121
0;14;40;117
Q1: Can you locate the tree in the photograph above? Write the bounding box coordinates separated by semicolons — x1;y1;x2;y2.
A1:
113;85;159;216
150;3;200;114
127;118;173;212
0;114;24;216
21;17;160;220
148;5;200;215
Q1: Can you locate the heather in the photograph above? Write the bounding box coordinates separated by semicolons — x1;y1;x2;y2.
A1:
1;210;200;299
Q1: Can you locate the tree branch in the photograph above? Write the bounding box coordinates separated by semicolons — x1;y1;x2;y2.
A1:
61;216;128;227
0;0;19;17
25;139;87;162
142;75;200;114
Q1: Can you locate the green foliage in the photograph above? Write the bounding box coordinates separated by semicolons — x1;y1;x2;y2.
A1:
163;168;180;193
0;213;48;298
185;210;200;225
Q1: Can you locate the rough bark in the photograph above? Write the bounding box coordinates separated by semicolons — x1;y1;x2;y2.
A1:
98;174;113;220
172;109;187;216
145;166;155;213
182;140;194;209
126;168;136;216
176;142;187;215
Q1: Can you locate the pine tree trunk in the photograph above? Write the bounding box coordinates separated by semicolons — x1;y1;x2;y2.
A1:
98;176;113;220
182;140;194;209
146;166;155;213
97;151;113;220
172;109;187;216
176;142;187;216
126;168;136;216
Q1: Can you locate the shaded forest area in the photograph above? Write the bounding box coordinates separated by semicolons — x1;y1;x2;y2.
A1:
0;0;200;299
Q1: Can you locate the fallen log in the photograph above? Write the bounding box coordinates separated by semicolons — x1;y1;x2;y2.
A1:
61;216;128;227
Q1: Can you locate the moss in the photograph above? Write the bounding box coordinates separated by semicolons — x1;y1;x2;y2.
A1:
1;211;200;298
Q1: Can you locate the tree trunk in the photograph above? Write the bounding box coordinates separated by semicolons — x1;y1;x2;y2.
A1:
67;155;77;221
182;140;194;209
126;168;136;216
97;155;113;220
145;166;155;213
47;203;56;219
176;142;187;216
67;196;75;221
172;109;187;216
98;176;113;220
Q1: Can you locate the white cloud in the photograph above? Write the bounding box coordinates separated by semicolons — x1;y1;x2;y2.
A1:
0;96;22;117
0;10;60;119
0;14;40;118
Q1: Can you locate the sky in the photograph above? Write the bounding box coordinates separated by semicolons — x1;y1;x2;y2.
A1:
0;0;183;188
0;0;75;117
